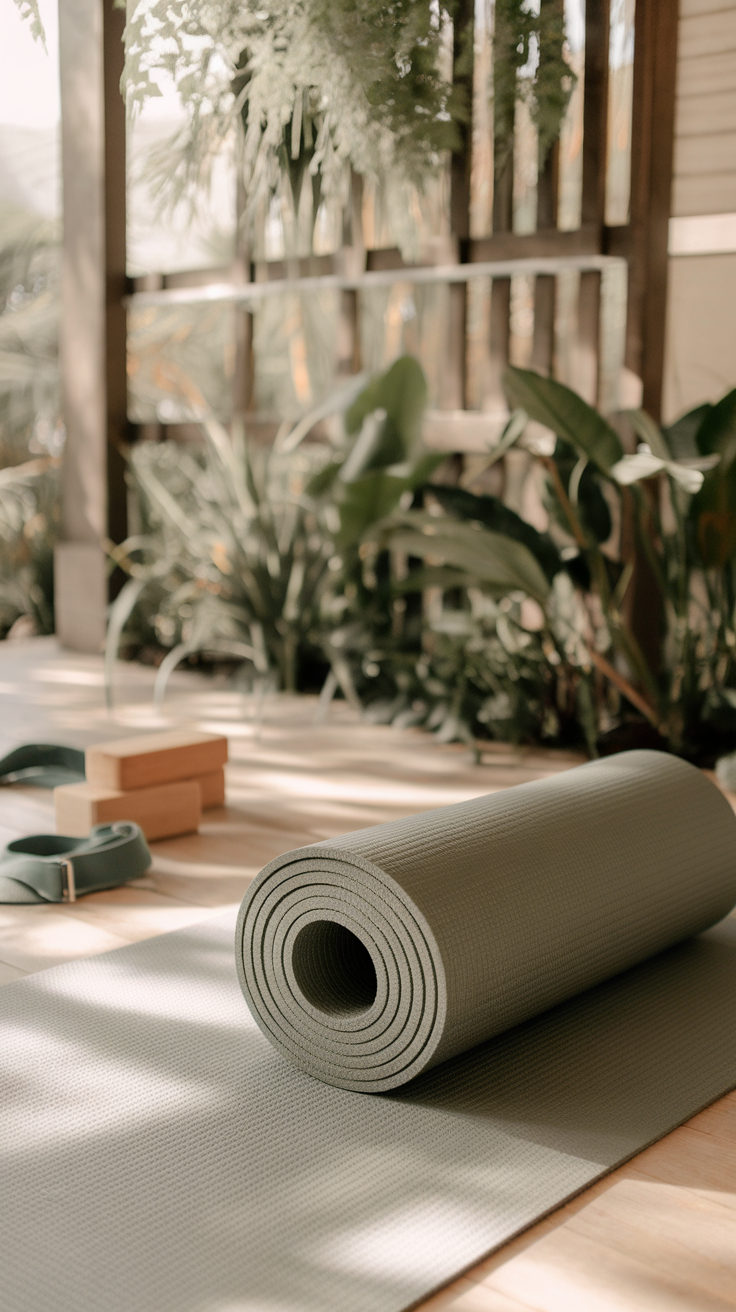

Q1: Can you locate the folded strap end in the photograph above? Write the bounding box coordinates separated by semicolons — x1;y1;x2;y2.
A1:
59;858;76;903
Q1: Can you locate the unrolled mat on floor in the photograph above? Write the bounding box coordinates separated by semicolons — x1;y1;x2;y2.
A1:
3;749;736;1312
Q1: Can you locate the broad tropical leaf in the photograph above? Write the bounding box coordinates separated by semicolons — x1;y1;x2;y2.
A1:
338;471;413;545
624;409;672;461
504;366;623;473
694;388;736;459
428;484;561;582
664;402;711;460
371;511;551;604
690;389;736;567
344;355;428;465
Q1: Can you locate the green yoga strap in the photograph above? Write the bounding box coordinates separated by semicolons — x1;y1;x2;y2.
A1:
0;743;86;789
0;742;150;903
0;823;151;904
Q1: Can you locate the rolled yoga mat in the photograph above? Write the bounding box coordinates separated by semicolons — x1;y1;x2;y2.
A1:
237;749;736;1091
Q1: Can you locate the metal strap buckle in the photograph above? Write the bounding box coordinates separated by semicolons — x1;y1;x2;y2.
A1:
60;858;76;903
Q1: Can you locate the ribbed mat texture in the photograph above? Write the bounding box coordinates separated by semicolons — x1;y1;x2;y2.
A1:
237;750;736;1090
3;749;736;1312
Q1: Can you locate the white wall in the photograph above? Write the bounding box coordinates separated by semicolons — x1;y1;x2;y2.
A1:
663;0;736;421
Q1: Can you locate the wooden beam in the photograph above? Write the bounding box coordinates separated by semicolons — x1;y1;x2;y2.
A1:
336;170;365;377
103;0;128;552
472;225;602;263
56;0;128;651
444;0;474;412
531;0;565;378
488;0;515;412
233;139;255;420
581;0;610;229
621;0;678;679
531;3;561;378
575;0;611;406
131;227;612;297
627;0;679;421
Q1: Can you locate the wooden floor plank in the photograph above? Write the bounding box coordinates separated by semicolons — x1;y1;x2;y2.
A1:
631;1123;736;1195
419;1277;537;1310
0;903;133;972
484;1224;736;1311
1;638;735;1311
565;1179;736;1304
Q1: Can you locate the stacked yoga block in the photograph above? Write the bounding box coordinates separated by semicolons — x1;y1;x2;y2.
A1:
54;730;228;841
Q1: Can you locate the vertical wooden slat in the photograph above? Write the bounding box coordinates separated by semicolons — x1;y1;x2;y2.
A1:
532;145;560;376
623;0;679;677
489;0;514;408
531;0;565;378
336;171;364;377
627;0;679;421
575;0;611;406
233;157;255;421
445;0;474;411
576;270;602;405
103;0;128;552
581;0;611;229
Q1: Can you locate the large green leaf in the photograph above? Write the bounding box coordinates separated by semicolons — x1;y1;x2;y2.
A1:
663;402;711;461
336;454;443;545
504;366;623;473
689;389;736;567
338;471;411;544
428;485;561;581
344;356;428;466
694;388;736;460
372;511;551;604
624;409;671;461
306;460;342;498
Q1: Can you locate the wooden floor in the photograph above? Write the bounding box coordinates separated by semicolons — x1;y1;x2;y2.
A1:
1;637;735;1311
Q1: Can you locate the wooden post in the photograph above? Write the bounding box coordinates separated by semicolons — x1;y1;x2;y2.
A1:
531;141;560;376
444;0;474;411
576;0;610;405
336;171;364;377
233;155;255;421
627;0;679;421
623;0;679;677
531;0;564;378
488;0;514;408
55;0;128;651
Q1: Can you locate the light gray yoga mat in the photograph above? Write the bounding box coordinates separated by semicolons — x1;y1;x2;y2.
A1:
237;750;736;1090
2;749;736;1312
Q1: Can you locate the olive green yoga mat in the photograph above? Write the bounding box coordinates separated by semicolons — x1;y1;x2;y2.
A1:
3;750;736;1312
237;750;736;1090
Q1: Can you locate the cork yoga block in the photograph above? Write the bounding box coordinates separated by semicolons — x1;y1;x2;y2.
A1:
54;779;202;842
197;768;226;810
85;731;228;791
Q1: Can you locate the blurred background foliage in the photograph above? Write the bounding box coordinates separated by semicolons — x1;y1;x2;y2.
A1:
123;0;575;261
1;187;734;765
0;203;60;637
107;354;736;765
0;203;59;467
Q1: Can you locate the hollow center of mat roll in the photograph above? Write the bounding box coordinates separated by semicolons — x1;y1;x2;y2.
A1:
292;921;378;1016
